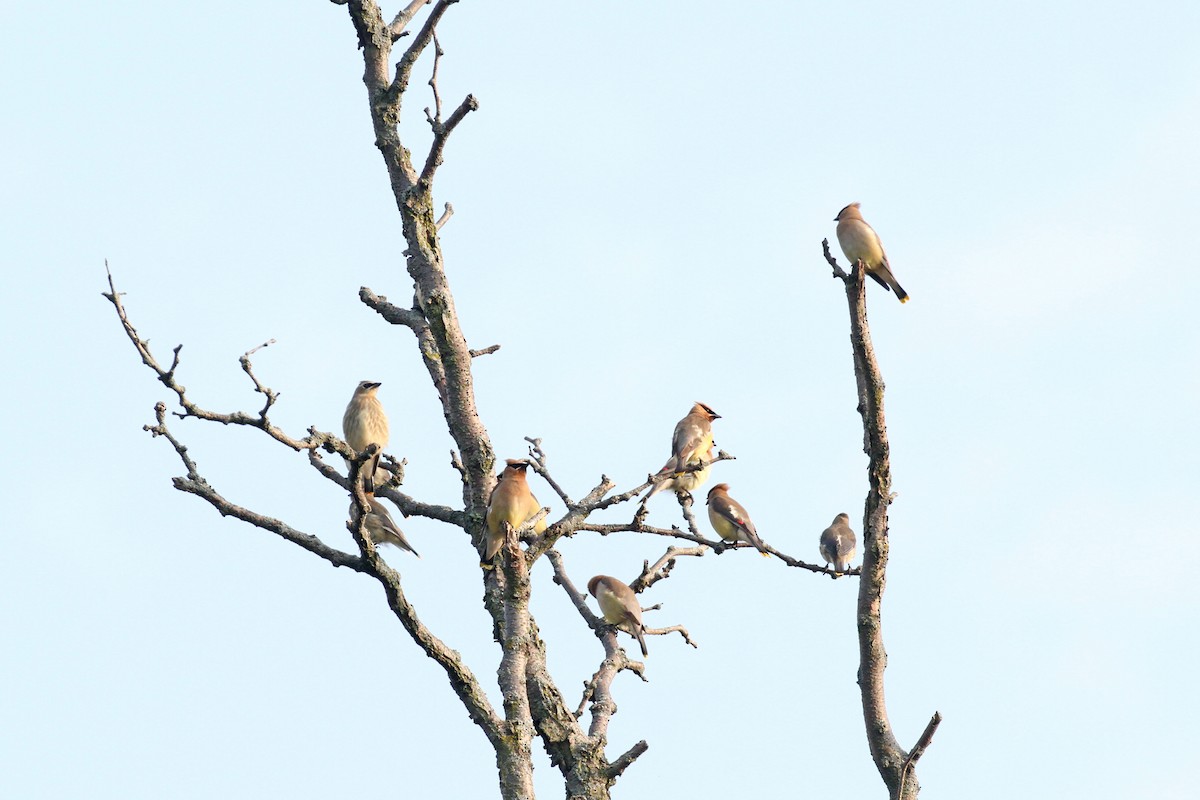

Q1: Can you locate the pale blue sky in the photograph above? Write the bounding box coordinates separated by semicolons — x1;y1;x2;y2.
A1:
3;2;1198;798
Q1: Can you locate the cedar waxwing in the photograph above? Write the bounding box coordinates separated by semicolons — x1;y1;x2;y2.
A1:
587;575;649;657
706;483;770;556
819;513;857;573
483;460;547;562
834;203;909;303
348;497;420;558
643;402;721;503
343;380;390;494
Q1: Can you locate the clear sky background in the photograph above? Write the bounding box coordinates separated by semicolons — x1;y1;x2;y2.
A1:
3;2;1198;798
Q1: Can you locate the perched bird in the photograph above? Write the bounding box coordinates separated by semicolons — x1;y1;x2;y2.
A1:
348;496;420;558
819;513;858;573
483;460;547;562
343;380;390;494
834;203;909;303
587;575;649;657
643;402;721;504
706;483;770;556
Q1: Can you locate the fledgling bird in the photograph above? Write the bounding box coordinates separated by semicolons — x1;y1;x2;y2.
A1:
483;460;547;563
348;496;420;558
706;483;770;556
587;575;649;657
834;203;909;303
643;402;721;504
343;380;390;495
819;513;857;573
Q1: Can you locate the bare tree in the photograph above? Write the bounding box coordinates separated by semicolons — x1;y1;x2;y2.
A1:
103;2;939;797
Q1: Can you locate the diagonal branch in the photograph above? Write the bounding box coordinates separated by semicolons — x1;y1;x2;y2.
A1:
104;267;312;452
145;401;367;571
391;0;458;103
899;710;943;790
388;0;431;40
419;92;479;187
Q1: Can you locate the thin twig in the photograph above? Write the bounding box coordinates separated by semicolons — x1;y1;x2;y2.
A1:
524;436;574;507
238;339;279;419
424;31;445;126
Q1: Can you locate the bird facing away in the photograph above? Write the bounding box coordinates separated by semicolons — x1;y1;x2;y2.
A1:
348;496;420;558
484;460;547;562
343;381;390;494
819;513;858;573
706;483;770;556
643;402;722;504
834;203;909;303
587;575;649;657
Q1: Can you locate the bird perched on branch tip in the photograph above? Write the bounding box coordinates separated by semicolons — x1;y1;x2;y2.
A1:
834;202;909;303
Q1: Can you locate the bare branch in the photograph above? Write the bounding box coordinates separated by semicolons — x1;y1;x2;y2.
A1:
629;545;707;593
389;0;431;41
239;339;279;419
145;403;367;572
420;93;479;187
494;520;537;799
607;741;649;780
643;624;698;649
449;448;467;484
903;711;943;775
822;237;852;280
103;269;319;453
674;489;704;538
523;437;574;507
243;338;275;357
358;286;451;410
821;244;925;798
469;343;500;358
435;201;455;229
358;286;428;331
423;31;445;126
305;447;465;527
391;0;458;103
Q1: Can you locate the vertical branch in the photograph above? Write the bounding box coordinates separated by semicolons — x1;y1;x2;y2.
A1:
495;531;537;800
831;252;923;799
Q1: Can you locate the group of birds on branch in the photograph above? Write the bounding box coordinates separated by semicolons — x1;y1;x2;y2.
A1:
338;203;904;654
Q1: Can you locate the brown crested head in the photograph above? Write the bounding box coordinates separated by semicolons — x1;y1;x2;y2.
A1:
501;459;530;479
586;575;606;596
834;202;862;222
834;512;850;523
707;483;730;500
355;380;382;394
693;401;721;420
